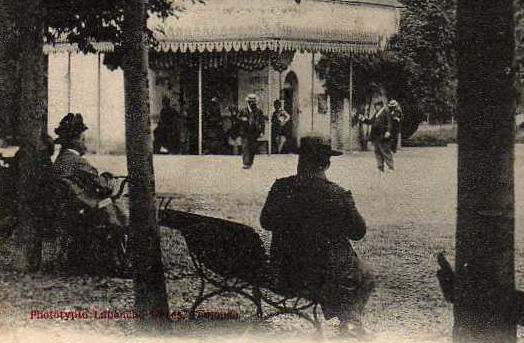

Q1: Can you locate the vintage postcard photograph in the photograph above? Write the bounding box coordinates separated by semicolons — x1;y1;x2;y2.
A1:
0;0;522;342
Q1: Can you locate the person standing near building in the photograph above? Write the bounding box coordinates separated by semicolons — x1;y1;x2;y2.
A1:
271;99;292;154
237;94;267;169
260;136;374;336
370;101;394;172
387;99;403;153
203;96;225;154
153;96;180;154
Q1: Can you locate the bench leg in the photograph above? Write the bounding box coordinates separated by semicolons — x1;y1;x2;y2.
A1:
189;276;207;319
252;287;263;317
312;304;322;331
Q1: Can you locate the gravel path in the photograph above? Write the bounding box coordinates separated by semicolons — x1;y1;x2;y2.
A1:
1;145;523;342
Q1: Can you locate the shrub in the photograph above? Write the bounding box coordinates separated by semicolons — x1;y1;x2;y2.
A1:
403;123;456;147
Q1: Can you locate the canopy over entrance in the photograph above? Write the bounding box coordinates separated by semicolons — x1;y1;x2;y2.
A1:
150;0;403;54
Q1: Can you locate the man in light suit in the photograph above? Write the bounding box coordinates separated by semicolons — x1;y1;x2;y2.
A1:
237;94;267;169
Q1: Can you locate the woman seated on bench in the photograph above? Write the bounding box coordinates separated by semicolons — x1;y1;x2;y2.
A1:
51;113;128;230
260;135;374;336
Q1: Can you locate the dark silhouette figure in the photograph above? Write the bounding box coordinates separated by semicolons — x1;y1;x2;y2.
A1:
153;97;180;154
261;136;374;336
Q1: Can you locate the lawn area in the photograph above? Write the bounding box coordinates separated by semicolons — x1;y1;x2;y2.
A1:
0;145;523;342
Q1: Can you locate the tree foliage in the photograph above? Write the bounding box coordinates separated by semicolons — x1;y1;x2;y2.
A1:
43;0;177;51
514;0;524;108
392;0;456;125
317;0;457;138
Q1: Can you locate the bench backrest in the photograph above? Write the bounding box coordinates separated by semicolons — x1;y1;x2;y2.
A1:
159;209;270;285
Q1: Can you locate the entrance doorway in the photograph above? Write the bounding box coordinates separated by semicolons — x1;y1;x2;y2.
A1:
180;66;238;155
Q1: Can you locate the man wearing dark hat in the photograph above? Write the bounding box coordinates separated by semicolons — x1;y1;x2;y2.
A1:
260;136;374;336
52;113;128;230
237;93;267;169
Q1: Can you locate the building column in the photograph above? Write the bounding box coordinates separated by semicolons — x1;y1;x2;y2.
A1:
310;52;315;132
67;51;72;112
97;52;102;153
198;56;203;155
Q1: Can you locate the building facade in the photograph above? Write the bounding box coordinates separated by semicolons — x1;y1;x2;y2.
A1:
46;0;402;154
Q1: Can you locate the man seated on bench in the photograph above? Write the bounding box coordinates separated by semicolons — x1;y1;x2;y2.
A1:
260;135;374;336
51;113;128;230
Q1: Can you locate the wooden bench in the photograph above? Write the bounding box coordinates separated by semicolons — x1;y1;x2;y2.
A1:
157;201;322;329
40;176;129;275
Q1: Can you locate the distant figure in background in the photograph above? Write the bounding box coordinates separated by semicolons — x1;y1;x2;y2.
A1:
153;97;180;154
271;99;292;154
237;94;267;169
387;99;403;153
224;105;242;155
178;92;190;155
370;101;394;172
356;106;370;151
261;136;374;336
203;96;226;154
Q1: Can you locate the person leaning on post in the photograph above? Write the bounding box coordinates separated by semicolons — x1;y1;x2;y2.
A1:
260;135;374;337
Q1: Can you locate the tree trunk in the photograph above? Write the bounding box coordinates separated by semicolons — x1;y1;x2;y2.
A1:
454;2;516;342
10;0;46;272
0;0;18;141
122;0;170;330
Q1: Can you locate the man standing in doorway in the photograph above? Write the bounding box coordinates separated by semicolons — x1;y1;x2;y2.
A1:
237;94;267;169
271;99;292;154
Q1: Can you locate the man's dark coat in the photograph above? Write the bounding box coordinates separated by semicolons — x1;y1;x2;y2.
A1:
260;174;373;319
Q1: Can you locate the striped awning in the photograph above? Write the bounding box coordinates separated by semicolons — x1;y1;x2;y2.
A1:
43;41;114;54
44;0;402;55
150;0;403;54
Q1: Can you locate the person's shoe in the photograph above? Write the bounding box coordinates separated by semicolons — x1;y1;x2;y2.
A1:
378;165;385;172
242;165;252;169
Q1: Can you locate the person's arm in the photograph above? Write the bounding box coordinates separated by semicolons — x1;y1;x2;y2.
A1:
342;190;367;240
74;160;115;198
257;110;267;137
282;110;291;124
59;177;105;209
326;188;367;241
260;181;285;232
385;109;394;139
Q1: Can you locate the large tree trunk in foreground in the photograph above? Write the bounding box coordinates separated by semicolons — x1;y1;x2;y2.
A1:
0;0;18;141
10;0;46;271
122;0;170;330
454;2;516;342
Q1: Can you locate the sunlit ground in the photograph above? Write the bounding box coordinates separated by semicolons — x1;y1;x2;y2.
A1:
1;144;523;342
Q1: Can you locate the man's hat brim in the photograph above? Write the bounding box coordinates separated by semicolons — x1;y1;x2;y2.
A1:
298;136;342;157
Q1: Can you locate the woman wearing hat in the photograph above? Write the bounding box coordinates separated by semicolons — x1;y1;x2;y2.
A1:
260;136;374;336
51;113;128;231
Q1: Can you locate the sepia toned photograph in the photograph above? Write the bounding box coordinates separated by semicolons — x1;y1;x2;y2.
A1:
0;0;522;342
